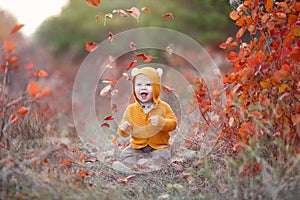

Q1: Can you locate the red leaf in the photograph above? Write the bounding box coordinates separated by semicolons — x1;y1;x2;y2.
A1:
126;7;140;21
136;53;153;62
104;115;114;120
219;43;229;49
85;0;101;7
85;42;98;52
126;60;137;70
117;175;135;183
10;24;25;35
163;13;174;19
251;111;262;119
101;122;110;127
236;27;246;40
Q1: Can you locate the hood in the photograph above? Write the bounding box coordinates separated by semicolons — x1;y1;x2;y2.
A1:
131;67;161;103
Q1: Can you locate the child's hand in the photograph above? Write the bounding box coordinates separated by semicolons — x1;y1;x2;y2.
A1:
149;115;159;126
119;121;131;131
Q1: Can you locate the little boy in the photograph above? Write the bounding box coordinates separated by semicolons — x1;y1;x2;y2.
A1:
113;67;177;172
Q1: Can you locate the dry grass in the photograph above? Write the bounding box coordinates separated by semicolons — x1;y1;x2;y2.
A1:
0;112;299;200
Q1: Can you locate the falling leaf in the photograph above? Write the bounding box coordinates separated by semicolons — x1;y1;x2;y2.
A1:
126;7;140;21
4;40;15;53
141;7;151;13
101;122;110;127
104;115;114;120
136;53;153;62
117;175;135;183
85;0;101;7
162;85;174;92
102;78;118;83
78;170;88;177
129;42;137;51
27;81;41;97
112;9;128;17
10;24;25;35
163;13;174;19
86;42;98;52
111;137;118;144
104;13;113;26
86;156;97;162
166;46;173;55
95;14;99;21
108;32;114;43
126;60;137;70
100;84;112;96
236;27;246;40
17;106;28;115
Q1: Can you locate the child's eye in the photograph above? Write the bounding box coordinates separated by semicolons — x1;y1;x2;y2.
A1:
136;83;141;86
146;83;151;86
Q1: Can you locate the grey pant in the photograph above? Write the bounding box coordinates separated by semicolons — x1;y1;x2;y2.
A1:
120;145;171;167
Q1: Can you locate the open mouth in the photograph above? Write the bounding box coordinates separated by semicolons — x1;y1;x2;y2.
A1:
140;92;148;99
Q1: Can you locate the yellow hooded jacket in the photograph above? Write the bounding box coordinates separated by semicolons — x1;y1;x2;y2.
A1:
118;67;177;149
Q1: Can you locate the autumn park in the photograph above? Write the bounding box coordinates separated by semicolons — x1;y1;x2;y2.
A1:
0;0;299;199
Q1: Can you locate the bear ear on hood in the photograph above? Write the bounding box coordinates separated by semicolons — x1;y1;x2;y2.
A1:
131;67;163;77
131;68;140;77
157;68;163;77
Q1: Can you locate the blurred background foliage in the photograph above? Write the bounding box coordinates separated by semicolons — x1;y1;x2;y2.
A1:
34;0;236;61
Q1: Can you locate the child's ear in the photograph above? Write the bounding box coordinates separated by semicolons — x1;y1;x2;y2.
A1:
157;68;163;77
131;68;140;77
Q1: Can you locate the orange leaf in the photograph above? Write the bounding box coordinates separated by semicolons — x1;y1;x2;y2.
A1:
126;60;137;70
251;111;262;119
85;0;101;7
163;13;174;19
236;27;246;40
33;70;48;77
111;137;118;144
27;81;41;97
102;78;118;83
78;170;88;177
4;40;15;53
85;42;98;52
61;159;71;167
291;114;300;126
265;0;273;12
17;106;28;115
79;153;85;163
229;10;240;20
141;7;151;13
10;24;25;35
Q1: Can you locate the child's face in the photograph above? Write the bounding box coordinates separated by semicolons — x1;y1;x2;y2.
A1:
134;74;153;103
